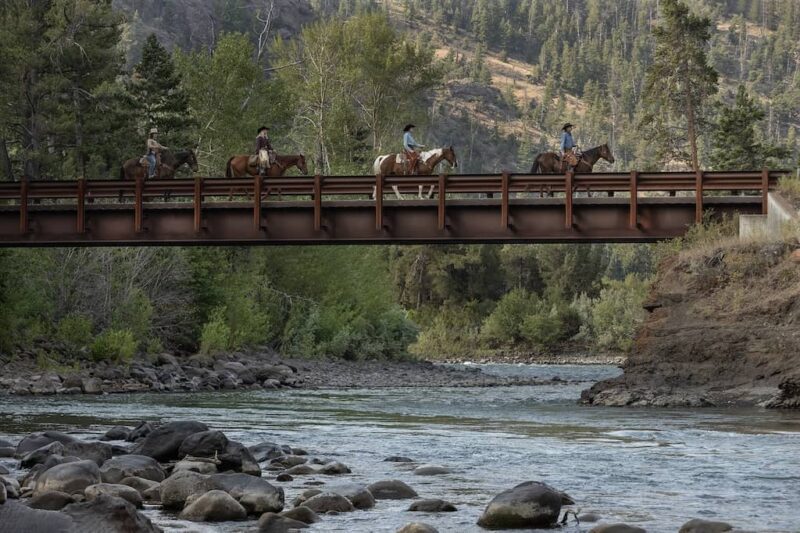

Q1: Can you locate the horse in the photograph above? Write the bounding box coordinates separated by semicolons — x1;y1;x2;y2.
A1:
120;148;199;181
372;146;458;199
225;154;309;178
530;143;615;174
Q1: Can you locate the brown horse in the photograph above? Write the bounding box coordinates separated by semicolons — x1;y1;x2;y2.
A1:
373;146;458;198
530;143;615;174
225;154;309;178
120;149;199;181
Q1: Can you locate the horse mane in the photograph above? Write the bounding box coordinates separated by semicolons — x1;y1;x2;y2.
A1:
582;146;600;158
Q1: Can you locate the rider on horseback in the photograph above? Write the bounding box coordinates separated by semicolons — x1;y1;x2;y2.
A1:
145;128;168;178
255;126;274;176
560;123;579;171
403;124;425;175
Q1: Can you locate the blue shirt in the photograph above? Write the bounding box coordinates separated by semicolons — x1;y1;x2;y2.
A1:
560;131;575;152
403;131;420;151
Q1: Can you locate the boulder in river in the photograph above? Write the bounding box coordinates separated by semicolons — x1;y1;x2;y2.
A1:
180;489;247;522
0;499;75;531
211;472;285;515
679;519;733;533
397;523;439;533
412;464;450;476
1;475;21;499
160;470;215;510
367;480;418;500
249;442;285;462
85;482;143;508
292;488;322;507
174;457;218;475
579;513;602;523
269;455;308;468
126;421;154;442
384;456;414;463
100;454;166;484
62;440;113;466
300;492;355;513
283;464;316;476
178;430;229;459
131;420;209;461
589;525;646;533
100;426;131;441
408;499;457;512
34;460;102;496
317;461;351;475
119;476;159;496
325;482;375;509
477;481;570;530
280;505;320;524
257;512;310;532
218;440;261;476
27;490;75;510
64;493;160;532
20;441;65;468
16;431;76;456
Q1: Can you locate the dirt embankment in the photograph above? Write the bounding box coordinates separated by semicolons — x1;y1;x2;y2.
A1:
581;241;800;408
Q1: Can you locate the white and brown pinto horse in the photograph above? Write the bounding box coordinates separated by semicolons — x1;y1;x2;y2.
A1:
372;146;458;199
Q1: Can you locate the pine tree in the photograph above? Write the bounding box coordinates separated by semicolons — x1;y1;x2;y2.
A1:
642;0;718;171
127;34;193;148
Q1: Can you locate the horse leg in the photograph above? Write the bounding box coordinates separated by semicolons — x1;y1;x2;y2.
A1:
393;185;402;200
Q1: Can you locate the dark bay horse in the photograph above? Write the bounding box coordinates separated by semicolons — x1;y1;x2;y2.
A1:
530;143;615;174
120;149;199;181
373;146;458;198
225;154;309;178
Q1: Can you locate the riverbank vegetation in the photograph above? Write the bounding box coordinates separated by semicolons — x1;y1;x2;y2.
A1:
1;0;799;364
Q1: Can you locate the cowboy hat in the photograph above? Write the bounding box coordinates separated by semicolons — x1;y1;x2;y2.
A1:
258;126;269;133
562;123;574;131
403;124;416;132
149;127;159;135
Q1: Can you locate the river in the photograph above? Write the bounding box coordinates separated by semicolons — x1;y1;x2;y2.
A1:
1;364;799;533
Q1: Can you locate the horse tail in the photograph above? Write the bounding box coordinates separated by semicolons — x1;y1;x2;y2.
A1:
225;157;234;178
530;156;540;174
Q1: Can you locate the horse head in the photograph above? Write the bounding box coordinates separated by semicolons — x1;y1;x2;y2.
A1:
443;146;458;168
296;154;309;175
600;143;615;164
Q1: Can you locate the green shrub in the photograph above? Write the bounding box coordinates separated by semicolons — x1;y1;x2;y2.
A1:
778;174;800;206
521;313;563;348
91;329;137;362
55;314;93;349
200;307;232;355
589;275;649;352
280;301;321;357
480;289;541;346
410;302;483;358
111;288;153;340
224;294;270;350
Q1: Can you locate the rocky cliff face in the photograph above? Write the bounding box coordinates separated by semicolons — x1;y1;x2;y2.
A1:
581;241;800;408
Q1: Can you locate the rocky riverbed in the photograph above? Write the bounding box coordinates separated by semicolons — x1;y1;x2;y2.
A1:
0;351;564;397
0;418;745;533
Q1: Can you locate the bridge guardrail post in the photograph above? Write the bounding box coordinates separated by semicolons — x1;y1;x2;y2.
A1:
134;175;144;233
194;176;203;234
501;171;510;228
695;170;704;224
314;174;322;231
438;173;447;231
761;168;769;215
565;171;574;229
253;175;262;232
19;176;29;234
629;171;638;229
375;174;383;231
77;178;86;234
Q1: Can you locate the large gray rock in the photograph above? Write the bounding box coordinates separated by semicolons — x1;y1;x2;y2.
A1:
20;441;65;468
291;488;322;507
85;483;143;508
119;476;159;496
413;464;450;476
100;455;165;484
1;475;20;499
126;421;154;442
131;421;208;461
180;490;247;522
317;461;350;475
367;480;418;500
0;438;14;448
174;458;218;475
280;506;320;524
300;492;355;513
178;430;229;459
63;493;161;532
0;499;74;531
218;441;261;476
258;512;309;532
160;470;215;510
326;482;375;510
477;481;568;530
100;426;131;441
62;440;113;466
210;473;284;514
249;442;285;462
589;525;647;533
283;464;315;476
397;524;439;533
269;455;308;468
16;431;76;456
679;519;733;533
34;460;102;496
28;490;75;510
408;499;457;512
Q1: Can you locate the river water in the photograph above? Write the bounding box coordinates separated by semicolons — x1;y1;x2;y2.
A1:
1;364;799;533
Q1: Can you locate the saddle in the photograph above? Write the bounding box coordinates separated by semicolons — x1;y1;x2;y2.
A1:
557;151;580;172
249;151;276;167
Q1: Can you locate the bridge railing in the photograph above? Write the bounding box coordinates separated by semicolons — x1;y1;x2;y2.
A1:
0;170;787;236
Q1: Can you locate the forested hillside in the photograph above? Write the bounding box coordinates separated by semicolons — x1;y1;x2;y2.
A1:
0;0;798;365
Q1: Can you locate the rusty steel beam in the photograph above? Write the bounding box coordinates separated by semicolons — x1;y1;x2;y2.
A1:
0;196;764;247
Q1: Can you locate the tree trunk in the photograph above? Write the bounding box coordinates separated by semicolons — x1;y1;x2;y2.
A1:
686;93;700;172
0;139;13;180
73;89;86;179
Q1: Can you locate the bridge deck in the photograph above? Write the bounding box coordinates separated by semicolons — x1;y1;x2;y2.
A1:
0;170;786;246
